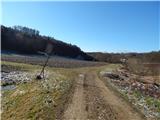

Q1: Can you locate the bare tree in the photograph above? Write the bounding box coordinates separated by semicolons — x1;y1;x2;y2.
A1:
36;42;53;80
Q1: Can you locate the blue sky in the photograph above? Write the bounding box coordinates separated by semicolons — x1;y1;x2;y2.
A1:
1;1;159;52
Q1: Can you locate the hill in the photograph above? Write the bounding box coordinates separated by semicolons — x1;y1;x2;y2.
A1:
1;25;94;61
88;51;160;63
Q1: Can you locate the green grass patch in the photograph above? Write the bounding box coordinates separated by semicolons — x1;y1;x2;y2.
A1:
145;96;160;113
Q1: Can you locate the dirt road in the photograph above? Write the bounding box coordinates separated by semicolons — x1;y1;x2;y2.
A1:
63;71;146;120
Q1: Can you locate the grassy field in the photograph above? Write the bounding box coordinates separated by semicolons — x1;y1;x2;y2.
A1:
1;54;106;68
1;58;123;119
1;55;160;120
1;61;79;120
1;59;111;120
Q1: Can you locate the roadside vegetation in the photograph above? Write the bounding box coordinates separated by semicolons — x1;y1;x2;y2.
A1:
99;56;160;119
1;61;78;120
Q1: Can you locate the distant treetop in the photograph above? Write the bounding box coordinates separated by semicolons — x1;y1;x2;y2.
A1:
13;25;39;36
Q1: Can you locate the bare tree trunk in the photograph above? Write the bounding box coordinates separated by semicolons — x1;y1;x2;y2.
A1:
37;55;50;80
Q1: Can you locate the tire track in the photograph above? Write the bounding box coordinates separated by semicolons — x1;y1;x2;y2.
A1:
84;72;117;120
63;74;87;120
62;71;145;120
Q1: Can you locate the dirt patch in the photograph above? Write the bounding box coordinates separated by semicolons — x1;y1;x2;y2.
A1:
62;70;145;120
84;72;117;120
63;74;87;120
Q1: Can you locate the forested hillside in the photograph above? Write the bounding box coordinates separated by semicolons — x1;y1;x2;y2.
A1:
88;51;160;63
1;25;94;60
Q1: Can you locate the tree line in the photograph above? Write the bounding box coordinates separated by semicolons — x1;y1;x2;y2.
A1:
1;25;94;61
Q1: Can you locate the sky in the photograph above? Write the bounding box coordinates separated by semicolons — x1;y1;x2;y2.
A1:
1;1;160;53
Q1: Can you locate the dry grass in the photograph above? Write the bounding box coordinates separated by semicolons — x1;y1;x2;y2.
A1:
1;61;78;120
1;54;106;68
126;58;160;84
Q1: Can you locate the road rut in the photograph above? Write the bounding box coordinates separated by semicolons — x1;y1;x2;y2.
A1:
62;71;145;120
